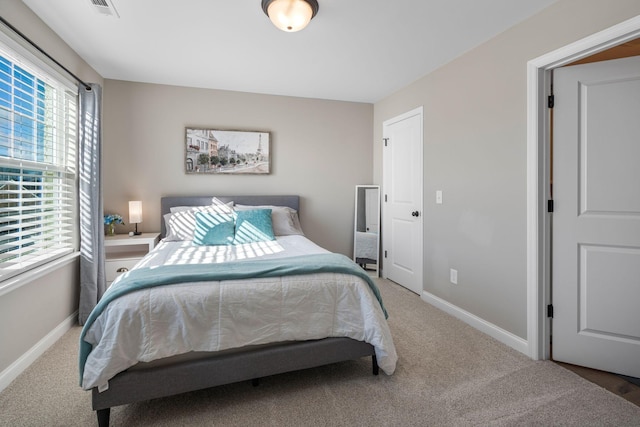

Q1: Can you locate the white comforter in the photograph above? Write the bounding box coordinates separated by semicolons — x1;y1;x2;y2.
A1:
82;235;397;390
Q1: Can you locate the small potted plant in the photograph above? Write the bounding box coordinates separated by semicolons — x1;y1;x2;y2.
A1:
104;214;125;236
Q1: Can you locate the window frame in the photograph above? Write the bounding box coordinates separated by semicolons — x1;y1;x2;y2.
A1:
0;30;79;285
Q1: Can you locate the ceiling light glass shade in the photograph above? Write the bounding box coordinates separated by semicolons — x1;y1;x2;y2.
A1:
262;0;319;32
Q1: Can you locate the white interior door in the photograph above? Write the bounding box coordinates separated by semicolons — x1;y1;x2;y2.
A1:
382;107;423;294
553;56;640;378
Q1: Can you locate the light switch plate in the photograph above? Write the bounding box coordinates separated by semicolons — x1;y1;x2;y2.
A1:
436;190;443;204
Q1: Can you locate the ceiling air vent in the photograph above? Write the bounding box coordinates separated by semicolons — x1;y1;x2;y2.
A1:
90;0;120;18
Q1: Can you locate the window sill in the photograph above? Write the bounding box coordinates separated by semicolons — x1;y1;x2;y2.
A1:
0;252;80;297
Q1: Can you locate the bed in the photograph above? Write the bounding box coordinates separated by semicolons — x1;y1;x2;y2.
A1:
81;195;397;427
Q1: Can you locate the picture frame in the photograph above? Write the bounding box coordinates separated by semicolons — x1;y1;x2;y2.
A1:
185;128;270;174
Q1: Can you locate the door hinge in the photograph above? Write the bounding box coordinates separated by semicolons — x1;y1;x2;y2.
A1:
548;94;554;108
547;199;554;213
547;304;554;318
383;138;389;147
384;250;388;258
384;194;388;202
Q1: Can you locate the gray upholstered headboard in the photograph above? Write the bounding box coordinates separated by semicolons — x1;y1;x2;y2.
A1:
160;195;300;238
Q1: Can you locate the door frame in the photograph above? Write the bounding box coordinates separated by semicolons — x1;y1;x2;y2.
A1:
526;15;640;360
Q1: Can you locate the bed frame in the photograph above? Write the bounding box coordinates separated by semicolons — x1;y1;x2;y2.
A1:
91;195;378;427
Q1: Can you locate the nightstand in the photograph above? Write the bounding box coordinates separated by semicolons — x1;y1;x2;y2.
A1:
104;232;160;287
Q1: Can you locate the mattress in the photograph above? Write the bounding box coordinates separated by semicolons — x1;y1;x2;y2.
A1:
81;235;397;391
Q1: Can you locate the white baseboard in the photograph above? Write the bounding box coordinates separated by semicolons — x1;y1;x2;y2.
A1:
0;311;78;393
421;291;529;356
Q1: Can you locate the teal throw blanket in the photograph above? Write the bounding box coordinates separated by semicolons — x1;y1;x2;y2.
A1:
79;253;387;384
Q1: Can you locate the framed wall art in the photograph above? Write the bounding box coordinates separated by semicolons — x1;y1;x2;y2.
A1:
185;128;270;174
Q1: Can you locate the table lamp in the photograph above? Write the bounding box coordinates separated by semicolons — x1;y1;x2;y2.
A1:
129;200;142;235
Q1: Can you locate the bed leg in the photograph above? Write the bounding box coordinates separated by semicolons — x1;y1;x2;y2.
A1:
96;408;110;427
252;378;260;387
372;355;379;376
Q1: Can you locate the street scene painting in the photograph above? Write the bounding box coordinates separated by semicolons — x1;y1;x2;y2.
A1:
185;128;270;174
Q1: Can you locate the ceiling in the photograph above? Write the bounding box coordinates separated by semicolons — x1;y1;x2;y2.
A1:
21;0;559;103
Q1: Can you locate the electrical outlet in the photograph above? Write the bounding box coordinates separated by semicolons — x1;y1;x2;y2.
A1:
450;268;458;285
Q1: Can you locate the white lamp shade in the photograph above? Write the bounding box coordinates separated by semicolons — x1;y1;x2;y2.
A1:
267;0;314;32
129;201;143;224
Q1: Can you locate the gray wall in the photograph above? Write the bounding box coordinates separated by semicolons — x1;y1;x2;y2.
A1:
102;80;373;256
373;0;640;340
0;2;102;376
0;263;79;372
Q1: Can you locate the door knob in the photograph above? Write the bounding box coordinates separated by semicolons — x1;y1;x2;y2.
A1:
411;211;420;217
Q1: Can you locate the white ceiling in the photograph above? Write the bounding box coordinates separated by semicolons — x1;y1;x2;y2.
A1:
21;0;558;103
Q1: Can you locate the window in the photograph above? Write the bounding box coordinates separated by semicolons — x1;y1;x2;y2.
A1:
0;42;77;281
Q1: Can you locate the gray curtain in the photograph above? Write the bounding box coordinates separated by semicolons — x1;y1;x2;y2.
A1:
78;83;106;325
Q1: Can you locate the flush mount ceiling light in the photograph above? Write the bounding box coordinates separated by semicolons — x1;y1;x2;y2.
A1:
261;0;319;32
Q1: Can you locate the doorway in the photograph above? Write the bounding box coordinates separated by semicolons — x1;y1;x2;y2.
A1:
382;107;424;294
527;16;640;363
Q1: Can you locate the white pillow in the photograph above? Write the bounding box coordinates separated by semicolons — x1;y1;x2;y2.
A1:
170;198;234;213
234;204;304;236
165;199;235;241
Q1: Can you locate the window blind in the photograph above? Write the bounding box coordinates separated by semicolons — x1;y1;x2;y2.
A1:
0;43;77;281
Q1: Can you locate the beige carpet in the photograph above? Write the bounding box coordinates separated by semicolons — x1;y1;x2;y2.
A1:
2;279;640;426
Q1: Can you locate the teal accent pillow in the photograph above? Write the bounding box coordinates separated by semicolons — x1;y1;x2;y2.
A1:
193;211;235;246
233;209;275;244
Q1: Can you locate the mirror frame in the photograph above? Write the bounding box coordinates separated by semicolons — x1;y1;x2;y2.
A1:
353;185;381;277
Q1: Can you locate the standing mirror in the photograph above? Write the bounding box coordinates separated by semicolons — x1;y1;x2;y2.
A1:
354;185;380;277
